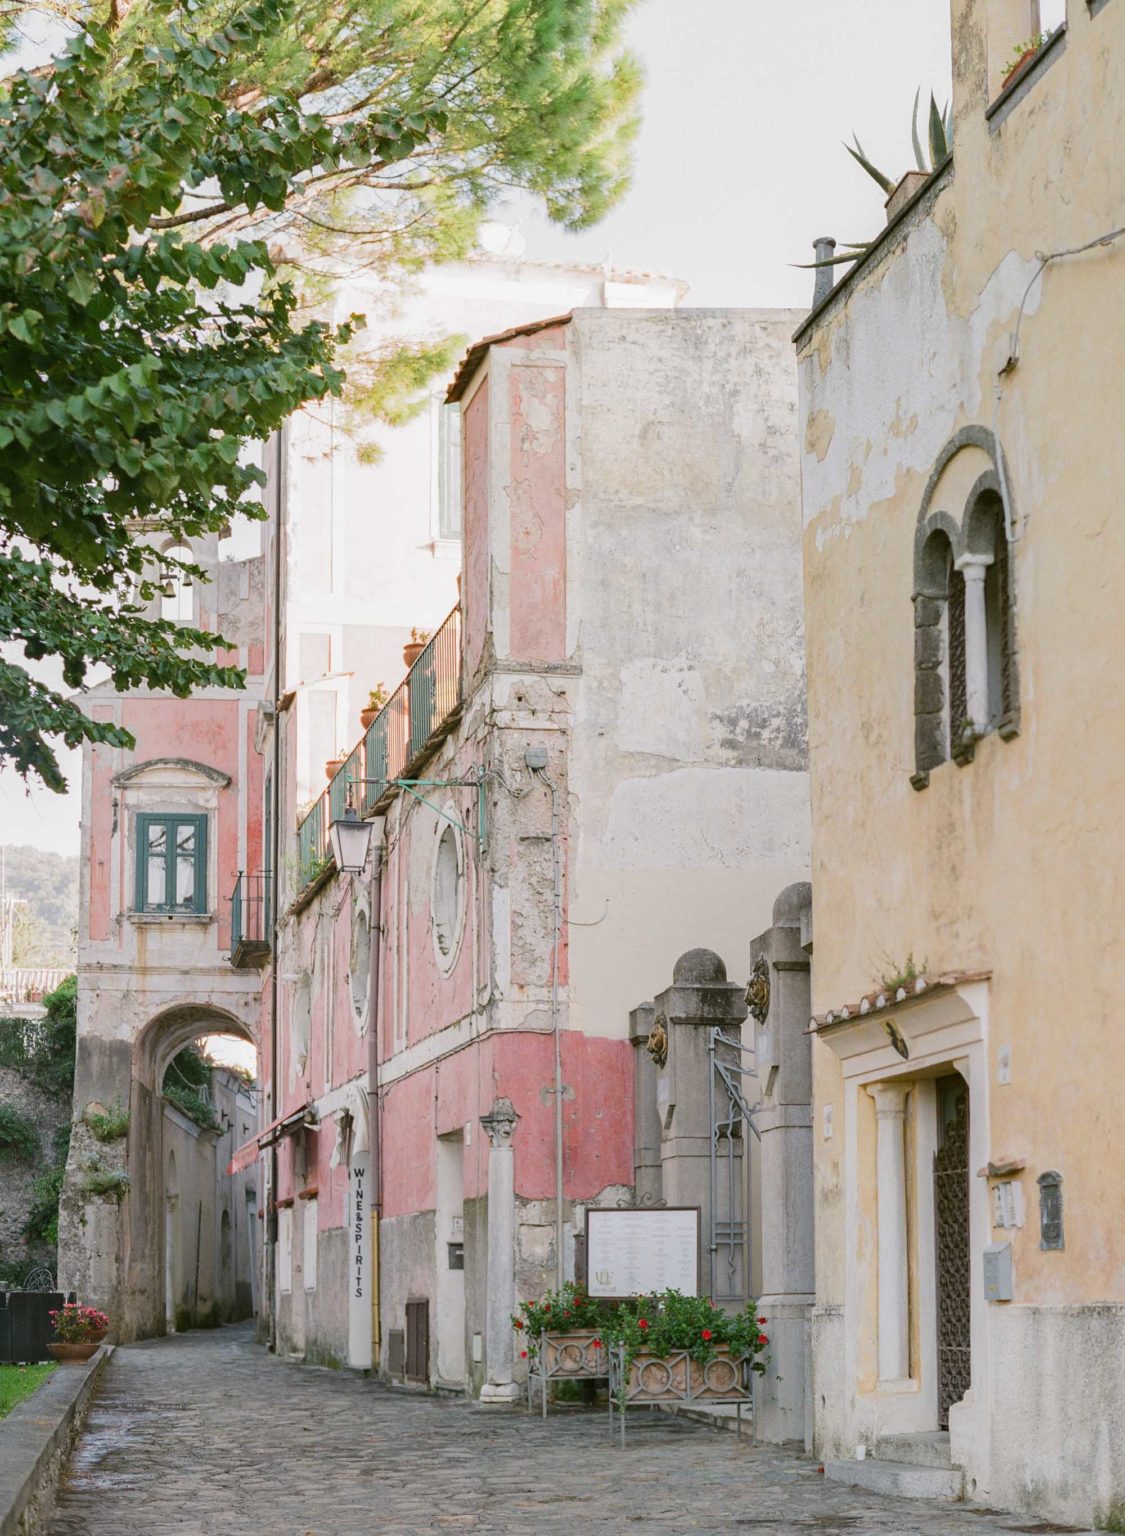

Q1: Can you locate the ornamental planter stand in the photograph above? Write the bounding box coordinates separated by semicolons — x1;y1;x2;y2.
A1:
527;1331;609;1418
607;1345;754;1447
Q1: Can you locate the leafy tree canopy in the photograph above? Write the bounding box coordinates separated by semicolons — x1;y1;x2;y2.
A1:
0;0;640;790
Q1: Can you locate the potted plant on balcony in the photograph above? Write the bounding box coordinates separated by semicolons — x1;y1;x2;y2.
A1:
608;1290;769;1409
402;628;431;669
48;1303;110;1362
360;684;389;732
324;749;349;782
1002;33;1048;90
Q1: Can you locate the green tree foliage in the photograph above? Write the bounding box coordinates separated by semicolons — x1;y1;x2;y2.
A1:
0;1101;39;1160
0;974;78;1096
0;846;79;965
0;0;639;792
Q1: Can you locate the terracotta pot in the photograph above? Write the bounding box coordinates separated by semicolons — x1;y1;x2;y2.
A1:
359;708;378;731
402;641;426;669
48;1341;99;1363
1002;45;1041;89
325;757;345;782
87;1328;108;1344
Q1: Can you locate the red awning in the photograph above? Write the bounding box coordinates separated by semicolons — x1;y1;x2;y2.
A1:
225;1103;318;1175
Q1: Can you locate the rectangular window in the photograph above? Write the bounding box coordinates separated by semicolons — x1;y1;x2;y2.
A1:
135;813;208;914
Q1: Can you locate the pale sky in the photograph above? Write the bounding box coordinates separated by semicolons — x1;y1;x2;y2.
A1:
0;0;954;857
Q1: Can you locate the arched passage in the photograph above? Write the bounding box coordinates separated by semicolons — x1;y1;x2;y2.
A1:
60;997;260;1343
128;1005;259;1340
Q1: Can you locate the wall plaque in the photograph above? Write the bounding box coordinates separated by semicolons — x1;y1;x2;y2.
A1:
586;1206;700;1298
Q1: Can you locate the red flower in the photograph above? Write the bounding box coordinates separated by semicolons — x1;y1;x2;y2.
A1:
758;1333;769;1345
592;1338;602;1349
520;1350;528;1359
638;1318;649;1330
514;1318;524;1330
758;1316;767;1324
701;1329;712;1341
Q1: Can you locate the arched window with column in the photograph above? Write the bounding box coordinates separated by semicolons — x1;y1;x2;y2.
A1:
911;429;1020;788
160;542;195;624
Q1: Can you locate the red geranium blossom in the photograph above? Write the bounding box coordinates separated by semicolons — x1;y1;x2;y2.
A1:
638;1318;649;1330
592;1338;602;1349
758;1316;767;1324
520;1350;528;1359
701;1329;713;1341
758;1333;769;1345
514;1318;524;1329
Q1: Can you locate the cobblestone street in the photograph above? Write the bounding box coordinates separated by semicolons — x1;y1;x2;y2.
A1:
45;1326;1080;1535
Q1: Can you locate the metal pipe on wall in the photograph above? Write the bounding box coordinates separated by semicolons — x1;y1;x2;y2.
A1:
366;818;386;1366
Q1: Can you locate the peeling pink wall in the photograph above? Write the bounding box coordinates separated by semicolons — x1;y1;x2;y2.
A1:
380;1032;632;1219
507;361;567;661
461;377;490;682
88;720;116;944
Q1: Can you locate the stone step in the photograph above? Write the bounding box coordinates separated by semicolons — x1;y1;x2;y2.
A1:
824;1457;965;1502
869;1430;954;1468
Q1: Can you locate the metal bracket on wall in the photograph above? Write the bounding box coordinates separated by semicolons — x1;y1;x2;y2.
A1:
346;768;487;848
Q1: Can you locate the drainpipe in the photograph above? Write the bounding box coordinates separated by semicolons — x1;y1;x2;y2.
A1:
267;423;286;1353
528;752;565;1291
366;818;386;1368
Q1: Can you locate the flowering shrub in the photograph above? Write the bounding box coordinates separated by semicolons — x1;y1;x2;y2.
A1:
613;1290;769;1370
512;1281;617;1359
49;1304;109;1343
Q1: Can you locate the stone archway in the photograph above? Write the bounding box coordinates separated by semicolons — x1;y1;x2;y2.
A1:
60;1000;258;1342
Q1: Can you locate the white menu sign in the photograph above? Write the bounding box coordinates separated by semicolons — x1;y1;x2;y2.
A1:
586;1207;700;1298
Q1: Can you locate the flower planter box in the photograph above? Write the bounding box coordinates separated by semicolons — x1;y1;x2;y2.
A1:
608;1345;754;1445
527;1330;608;1418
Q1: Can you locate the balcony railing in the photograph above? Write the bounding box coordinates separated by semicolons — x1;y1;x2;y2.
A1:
295;604;462;894
230;872;272;967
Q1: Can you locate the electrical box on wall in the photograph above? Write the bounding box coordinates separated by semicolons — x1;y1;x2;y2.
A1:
983;1241;1013;1302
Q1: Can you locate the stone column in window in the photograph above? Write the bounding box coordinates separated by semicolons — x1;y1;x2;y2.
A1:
868;1081;911;1387
480;1097;521;1404
956;554;993;734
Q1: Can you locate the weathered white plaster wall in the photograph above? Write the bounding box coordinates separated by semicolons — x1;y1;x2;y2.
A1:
566;309;811;1039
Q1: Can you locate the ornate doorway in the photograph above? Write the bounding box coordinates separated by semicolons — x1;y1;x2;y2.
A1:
934;1076;971;1427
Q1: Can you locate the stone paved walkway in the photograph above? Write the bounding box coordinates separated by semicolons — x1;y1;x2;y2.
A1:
46;1324;1077;1535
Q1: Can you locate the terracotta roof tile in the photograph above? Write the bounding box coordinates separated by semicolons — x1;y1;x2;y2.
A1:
445;312;573;402
809;970;991;1032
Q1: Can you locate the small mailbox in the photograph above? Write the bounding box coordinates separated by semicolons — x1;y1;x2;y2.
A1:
983;1241;1013;1302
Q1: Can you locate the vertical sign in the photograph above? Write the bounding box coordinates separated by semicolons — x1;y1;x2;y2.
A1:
348;1154;373;1368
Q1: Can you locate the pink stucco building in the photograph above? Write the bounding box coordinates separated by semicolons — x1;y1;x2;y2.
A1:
264;306;811;1393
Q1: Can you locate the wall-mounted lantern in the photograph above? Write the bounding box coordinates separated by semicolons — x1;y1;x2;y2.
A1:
329;803;373;876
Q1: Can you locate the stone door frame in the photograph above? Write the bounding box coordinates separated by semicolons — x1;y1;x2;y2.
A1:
819;980;991;1478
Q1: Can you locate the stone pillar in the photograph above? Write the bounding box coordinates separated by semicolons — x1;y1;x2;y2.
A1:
749;883;815;1447
957;554;993;733
652;949;748;1294
869;1081;911;1387
629;1002;663;1205
479;1097;521;1405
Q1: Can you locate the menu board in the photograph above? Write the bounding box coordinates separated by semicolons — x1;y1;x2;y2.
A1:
585;1207;700;1298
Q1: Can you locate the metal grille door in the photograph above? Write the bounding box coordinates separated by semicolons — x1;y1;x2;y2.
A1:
934;1081;971;1427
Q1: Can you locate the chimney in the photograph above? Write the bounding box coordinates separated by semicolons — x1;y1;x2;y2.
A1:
812;237;836;308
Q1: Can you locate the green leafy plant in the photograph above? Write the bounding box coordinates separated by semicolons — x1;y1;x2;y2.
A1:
512;1281;615;1360
608;1291;770;1406
877;951;928;992
1004;34;1049;84
367;685;390;711
163;1046;221;1131
800;90;954;277
84;1103;129;1143
83;1167;130;1200
0;1104;39;1162
25;1164;66;1248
